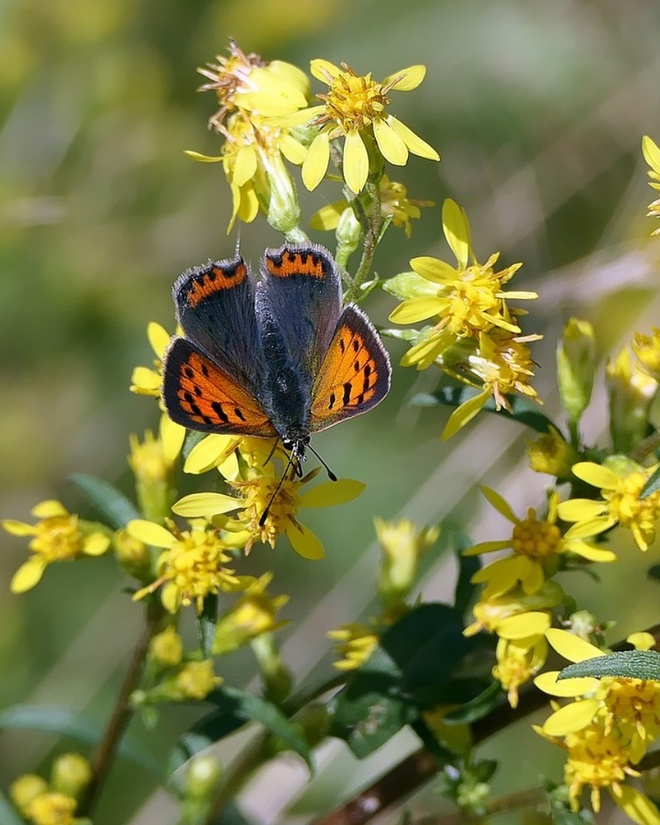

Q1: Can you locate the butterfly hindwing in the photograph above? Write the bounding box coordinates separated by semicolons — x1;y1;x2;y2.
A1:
255;244;342;377
162;337;276;436
173;255;263;392
310;304;391;432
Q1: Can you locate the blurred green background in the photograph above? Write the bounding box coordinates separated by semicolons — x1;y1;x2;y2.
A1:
1;0;660;822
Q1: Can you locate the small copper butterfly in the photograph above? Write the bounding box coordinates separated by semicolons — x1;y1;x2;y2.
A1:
162;243;391;468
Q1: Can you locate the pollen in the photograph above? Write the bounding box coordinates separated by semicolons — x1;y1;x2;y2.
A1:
511;512;561;559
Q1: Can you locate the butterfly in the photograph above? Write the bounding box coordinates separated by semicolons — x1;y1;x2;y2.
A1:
162;243;391;472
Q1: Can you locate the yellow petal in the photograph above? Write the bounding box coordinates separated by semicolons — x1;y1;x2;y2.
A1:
233;145;258;188
299;479;365;508
441;388;490;441
564;539;616;562
442;199;471;269
161;582;180;614
498;611;551;640
286;522;324;560
184;150;223;163
642;136;660;174
131;366;161;392
343;130;369;194
463;540;510;557
384;65;426;92
387;116;439;161
542;698;600;736
389;297;444;324
373;119;408;166
627;631;656;651
545;628;603;662
557;499;606;522
147;322;171;358
184;434;235;475
2;520;35;536
302;132;330;191
159;415;186;464
83;533;110;556
534;670;599;697
172;493;241;519
32;500;68;519
126;520;175;548
308;201;346;231
279;134;307;165
571;462;619;490
612;784;660;825
310;58;341;83
480;486;519;524
410;256;457;283
11;557;47;593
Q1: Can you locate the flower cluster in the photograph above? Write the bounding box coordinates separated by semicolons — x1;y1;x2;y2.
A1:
386;198;542;439
535;629;660;819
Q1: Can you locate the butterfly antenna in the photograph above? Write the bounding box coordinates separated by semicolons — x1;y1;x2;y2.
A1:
259;450;297;527
308;443;337;482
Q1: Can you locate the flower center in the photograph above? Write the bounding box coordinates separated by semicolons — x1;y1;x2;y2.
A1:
29;517;82;562
511;513;561;559
320;69;388;132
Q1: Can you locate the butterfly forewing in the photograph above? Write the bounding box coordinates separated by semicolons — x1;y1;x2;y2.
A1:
310;305;391;431
256;244;343;377
163;338;277;436
173;256;262;391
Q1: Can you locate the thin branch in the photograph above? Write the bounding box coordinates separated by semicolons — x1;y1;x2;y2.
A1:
78;604;162;817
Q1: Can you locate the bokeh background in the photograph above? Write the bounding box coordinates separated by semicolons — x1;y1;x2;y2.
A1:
1;0;660;823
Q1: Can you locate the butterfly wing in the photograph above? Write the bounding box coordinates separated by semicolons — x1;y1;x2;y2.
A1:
309;304;391;432
255;244;342;378
162;337;277;436
173;255;263;391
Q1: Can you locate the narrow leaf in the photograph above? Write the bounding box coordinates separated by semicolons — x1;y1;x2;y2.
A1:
641;463;660;499
71;473;140;529
197;595;218;657
558;650;660;682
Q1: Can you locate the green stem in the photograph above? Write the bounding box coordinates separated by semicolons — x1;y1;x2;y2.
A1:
414;786;547;825
78;602;164;817
630;429;660;464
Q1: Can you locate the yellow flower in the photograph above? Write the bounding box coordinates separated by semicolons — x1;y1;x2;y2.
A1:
375;517;439;608
493;633;548;708
10;775;48;814
23;792;78;825
632;327;660;382
129;413;185;522
198;40;308;129
149;626;184;669
173;464;365;561
130;321;171;399
3;501;110;593
213;573;289;655
127;519;242;613
172;660;222;701
557;460;660;552
465;487;615;599
607;347;659;454
535;628;660;817
390;199;536;360
463;580;562;638
328;622;379;671
642;135;660;232
286;60;438;194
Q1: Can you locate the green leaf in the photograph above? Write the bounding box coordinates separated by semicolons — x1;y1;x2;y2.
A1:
197;595;218;657
0;792;23;825
207;800;254;825
178;687;312;769
453;532;479;616
544;781;595;824
558;650;660;682
0;705;161;774
409;717;454;765
380;603;474;696
641;463;660;499
410;386;556;434
70;473;141;529
330;647;416;758
441;681;501;725
183;429;207;459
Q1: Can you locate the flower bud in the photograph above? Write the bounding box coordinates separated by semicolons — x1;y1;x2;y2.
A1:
50;752;92;799
557;318;596;425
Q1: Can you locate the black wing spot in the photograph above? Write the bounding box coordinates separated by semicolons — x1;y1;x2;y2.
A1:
328;392;336;410
201;363;210;378
342;382;352;405
234;407;246;422
184;366;194;378
211;401;229;423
